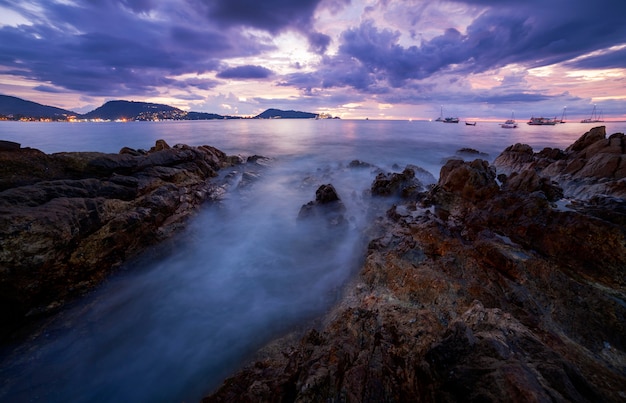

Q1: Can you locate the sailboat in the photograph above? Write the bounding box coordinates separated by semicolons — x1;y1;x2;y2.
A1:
435;106;459;123
500;112;517;129
559;107;567;124
581;105;604;123
434;106;444;121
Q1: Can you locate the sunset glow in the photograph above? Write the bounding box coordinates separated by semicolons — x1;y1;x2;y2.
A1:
0;0;624;120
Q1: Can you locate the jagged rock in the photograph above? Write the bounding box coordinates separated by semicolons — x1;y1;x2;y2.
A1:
502;169;563;202
371;166;428;198
297;184;347;229
206;131;626;403
495;126;626;199
0;140;239;341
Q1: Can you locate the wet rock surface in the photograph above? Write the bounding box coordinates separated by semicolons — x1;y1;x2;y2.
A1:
0;140;241;342
206;128;626;402
494;126;626;199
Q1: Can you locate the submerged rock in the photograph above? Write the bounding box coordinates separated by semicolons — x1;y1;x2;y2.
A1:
206;129;626;402
0;139;239;341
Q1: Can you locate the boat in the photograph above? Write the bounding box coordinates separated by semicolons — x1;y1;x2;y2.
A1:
434;106;444;121
435;106;458;123
527;116;557;125
559;107;567;123
500;112;518;128
465;121;476;126
581;105;604;123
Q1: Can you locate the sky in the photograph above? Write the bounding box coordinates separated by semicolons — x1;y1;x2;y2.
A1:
0;0;625;120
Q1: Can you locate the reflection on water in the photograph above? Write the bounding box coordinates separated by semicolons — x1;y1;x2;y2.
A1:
1;119;624;402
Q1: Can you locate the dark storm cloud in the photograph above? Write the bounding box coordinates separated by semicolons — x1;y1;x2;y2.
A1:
565;47;626;70
199;0;321;33
0;0;274;96
191;0;347;53
217;65;274;79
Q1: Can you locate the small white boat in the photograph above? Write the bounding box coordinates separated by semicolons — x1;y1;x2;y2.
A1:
527;116;557;125
500;112;517;128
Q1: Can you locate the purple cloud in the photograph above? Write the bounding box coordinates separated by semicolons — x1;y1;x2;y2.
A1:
217;65;274;79
0;0;624;112
292;0;626;96
0;0;272;95
192;0;347;54
565;47;626;70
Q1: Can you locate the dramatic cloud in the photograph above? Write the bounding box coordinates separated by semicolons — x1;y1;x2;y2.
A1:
301;0;626;94
192;0;345;53
565;47;626;70
217;65;274;79
0;0;625;118
0;0;271;95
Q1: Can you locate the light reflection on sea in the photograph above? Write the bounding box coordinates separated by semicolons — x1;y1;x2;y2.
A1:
0;119;624;402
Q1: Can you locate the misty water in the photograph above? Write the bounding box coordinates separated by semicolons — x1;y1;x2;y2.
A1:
1;119;625;402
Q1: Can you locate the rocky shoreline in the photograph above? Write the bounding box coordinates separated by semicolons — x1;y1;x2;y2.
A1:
0;139;247;342
0;127;624;402
205;126;626;402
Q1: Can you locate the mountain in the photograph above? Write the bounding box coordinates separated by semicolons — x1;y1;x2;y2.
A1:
0;94;315;121
0;95;76;119
186;111;232;120
255;108;317;119
80;100;185;121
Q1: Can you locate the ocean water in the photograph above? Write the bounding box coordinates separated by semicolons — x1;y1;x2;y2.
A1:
1;119;625;402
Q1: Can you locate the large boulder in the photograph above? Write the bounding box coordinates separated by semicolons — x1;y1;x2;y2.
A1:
297;184;347;229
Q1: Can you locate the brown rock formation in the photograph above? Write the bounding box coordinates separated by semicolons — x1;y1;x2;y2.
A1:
494;126;626;199
205;130;626;402
298;184;348;230
0;140;238;341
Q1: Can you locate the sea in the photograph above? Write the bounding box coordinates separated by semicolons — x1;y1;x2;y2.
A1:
1;119;625;402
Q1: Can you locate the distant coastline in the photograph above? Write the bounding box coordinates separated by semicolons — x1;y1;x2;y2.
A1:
0;95;337;122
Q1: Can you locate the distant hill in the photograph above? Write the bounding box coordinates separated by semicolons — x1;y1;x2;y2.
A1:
0;94;316;121
0;95;76;119
186;111;232;120
80;100;185;120
255;108;317;119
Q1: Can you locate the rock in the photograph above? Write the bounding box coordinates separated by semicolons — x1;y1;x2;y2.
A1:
206;130;626;403
0;140;20;151
348;159;375;169
494;126;626;199
502;169;563;202
371;166;428;198
566;126;607;153
0;140;241;342
297;184;347;229
455;147;489;158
